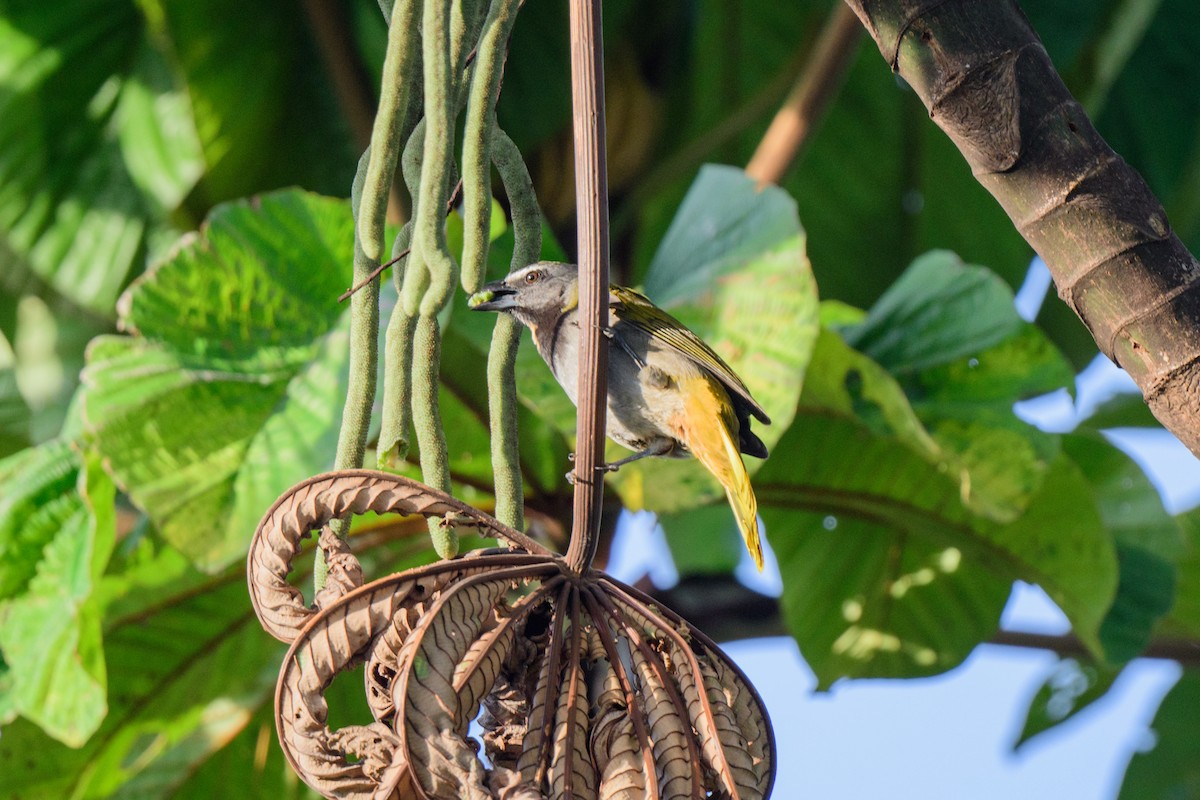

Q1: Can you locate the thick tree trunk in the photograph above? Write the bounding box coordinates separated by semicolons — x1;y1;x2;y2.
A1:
842;0;1200;457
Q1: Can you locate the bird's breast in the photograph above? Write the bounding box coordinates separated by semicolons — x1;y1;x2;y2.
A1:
541;316;700;455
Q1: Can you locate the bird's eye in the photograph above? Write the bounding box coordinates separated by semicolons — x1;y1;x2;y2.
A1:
524;270;540;285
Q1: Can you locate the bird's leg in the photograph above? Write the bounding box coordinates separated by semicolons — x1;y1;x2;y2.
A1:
566;440;676;484
600;439;676;472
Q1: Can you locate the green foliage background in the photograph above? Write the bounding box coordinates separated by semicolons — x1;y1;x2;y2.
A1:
0;0;1198;797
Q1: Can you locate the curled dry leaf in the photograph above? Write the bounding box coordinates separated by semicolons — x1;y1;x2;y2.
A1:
248;470;776;798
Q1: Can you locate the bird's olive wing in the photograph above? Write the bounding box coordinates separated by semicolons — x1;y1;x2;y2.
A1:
609;286;770;424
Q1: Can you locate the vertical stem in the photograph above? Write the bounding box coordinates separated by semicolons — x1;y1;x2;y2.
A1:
565;0;610;573
488;126;543;530
486;314;524;528
327;0;419;573
461;0;524;293
377;222;415;467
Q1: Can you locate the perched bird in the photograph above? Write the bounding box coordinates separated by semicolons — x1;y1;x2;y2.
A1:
469;261;770;570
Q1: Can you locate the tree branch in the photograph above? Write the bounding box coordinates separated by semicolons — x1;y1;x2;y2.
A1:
565;0;611;573
745;3;863;186
639;575;1200;667
840;0;1200;458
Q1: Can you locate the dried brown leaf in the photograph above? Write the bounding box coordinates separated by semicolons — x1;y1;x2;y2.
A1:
548;620;596;800
518;584;573;788
365;600;435;723
704;645;773;796
313;526;365;609
277;577;431;798
587;655;649;800
602;581;773;800
489;766;546;799
630;645;694;799
249;470;547;642
276;558;544;798
254;472;776;799
398;576;510;797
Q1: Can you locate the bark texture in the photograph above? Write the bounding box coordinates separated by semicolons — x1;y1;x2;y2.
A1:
844;0;1200;456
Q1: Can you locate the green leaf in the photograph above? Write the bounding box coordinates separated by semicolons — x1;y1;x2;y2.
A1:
1063;433;1181;662
1081;391;1163;430
643;165;808;306
800;328;940;456
82;190;355;570
0;329;30;457
0;0;199;315
1013;658;1121;751
0;506;460;797
1116;671;1200;800
0;566;282;799
840;251;1024;374
1167;507;1200;637
759;406;1118;684
0;444;116;746
845;252;1075;522
144;0;356;204
115;39;206;214
611;165;819;514
0;440;81;601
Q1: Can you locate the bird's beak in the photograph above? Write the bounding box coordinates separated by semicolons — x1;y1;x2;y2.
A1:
468;281;517;312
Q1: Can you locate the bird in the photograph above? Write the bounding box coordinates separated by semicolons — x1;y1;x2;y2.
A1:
469;261;770;570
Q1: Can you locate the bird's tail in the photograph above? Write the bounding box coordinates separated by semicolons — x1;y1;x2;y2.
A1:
680;377;765;571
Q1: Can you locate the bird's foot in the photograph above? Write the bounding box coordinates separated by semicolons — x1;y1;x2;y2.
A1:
565;452;616;484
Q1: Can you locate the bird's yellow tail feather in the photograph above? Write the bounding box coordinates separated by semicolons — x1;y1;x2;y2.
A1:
678;376;764;571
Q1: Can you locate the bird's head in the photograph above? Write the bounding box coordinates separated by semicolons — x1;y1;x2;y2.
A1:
468;261;579;327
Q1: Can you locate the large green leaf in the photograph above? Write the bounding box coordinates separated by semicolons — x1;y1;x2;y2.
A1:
0;444;115;746
1063;433;1181;662
1116;670;1200;800
0;0;204;315
82;191;355;570
142;0;355;206
759;327;1118;682
0;508;476;798
843;252;1074;522
840;251;1024;374
0;563;282;798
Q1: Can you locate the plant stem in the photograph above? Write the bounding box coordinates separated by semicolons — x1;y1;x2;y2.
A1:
745;3;863;186
461;0;523;294
565;0;610;574
331;0;420;547
486;126;542;529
